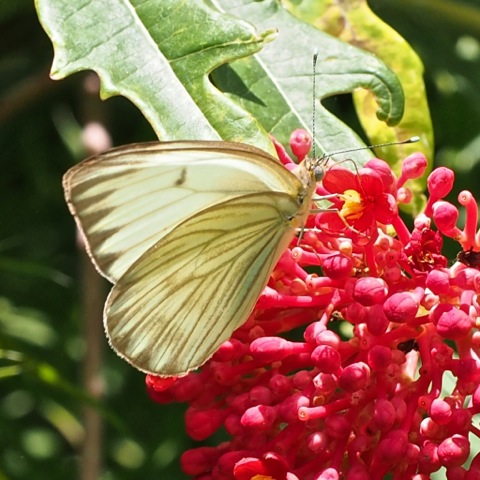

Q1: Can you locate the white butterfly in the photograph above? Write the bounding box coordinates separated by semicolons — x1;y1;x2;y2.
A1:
63;141;324;376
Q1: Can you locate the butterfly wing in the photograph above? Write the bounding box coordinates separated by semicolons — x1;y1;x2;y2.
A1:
63;141;303;283
104;192;301;376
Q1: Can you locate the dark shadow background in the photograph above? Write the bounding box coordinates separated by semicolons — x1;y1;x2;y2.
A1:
0;0;479;478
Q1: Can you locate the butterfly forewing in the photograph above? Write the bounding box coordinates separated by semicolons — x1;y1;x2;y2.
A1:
63;142;304;283
64;141;318;376
105;192;303;375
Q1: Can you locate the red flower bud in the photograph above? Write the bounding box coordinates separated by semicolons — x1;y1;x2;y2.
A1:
372;398;396;432
374;429;409;466
307;431;329;453
418;441;441;474
325;413;352;439
313;467;340;480
338;362;370;392
434;306;472;340
311;345;342;374
290;129;312;161
399;152;428;184
180;446;222;476
437;434;470;467
365;304;389;336
185;407;226;440
241;405;277;432
432;201;462;238
430;398;452;425
383;292;420;323
427;167;455;200
367;345;392;371
426;269;451;295
352;277;388;306
322;253;353;280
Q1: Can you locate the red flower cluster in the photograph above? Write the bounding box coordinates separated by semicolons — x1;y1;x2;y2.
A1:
146;131;480;479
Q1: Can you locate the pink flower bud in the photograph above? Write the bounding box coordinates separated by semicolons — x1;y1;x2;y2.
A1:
448;408;472;436
311;345;342;374
304;321;327;344
383;292;419;323
418;441;441;474
427;167;455;200
399;152;428;183
345;302;367;325
278;393;310;423
249;386;273;406
391;397;407;426
432;201;462;238
306;431;329;453
145;374;177;392
322;253;353;280
232;454;271;480
426;269;451;295
180;446;221;476
367;345;392;371
365;158;397;193
372;398;396;432
250;337;307;362
313;467;340;480
430;398;452;425
454;268;479;290
269;374;292;397
185;407;226;440
316;329;341;348
374;429;409;465
213;338;246;362
293;370;312;389
241;405;277;432
437;434;470;468
325;413;352;439
290;129;312;161
365;304;389;336
169;374;204;402
224;413;243;436
435;306;472;340
313;372;337;396
420;417;442;439
352;277;388;306
397;186;413;204
338;362;370;392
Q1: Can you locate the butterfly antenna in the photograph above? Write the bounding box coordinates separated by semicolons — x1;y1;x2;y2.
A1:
328;136;420;158
312;51;319;162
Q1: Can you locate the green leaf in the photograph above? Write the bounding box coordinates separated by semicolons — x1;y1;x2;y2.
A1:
36;0;406;163
284;0;434;211
214;0;406;164
35;0;276;149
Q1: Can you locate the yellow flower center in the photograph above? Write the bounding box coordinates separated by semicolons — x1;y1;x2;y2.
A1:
252;476;275;480
340;189;364;220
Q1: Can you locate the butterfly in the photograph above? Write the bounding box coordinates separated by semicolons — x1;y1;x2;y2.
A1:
63;141;326;376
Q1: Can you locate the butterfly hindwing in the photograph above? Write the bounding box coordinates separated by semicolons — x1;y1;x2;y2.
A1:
104;192;301;376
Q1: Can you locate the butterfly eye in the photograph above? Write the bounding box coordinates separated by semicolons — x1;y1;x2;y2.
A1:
313;165;324;182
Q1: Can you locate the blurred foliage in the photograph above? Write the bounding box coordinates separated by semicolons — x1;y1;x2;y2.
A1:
0;0;479;479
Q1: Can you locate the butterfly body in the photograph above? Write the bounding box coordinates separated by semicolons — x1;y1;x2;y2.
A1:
64;141;318;376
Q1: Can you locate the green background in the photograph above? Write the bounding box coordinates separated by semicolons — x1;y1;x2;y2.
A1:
1;0;479;479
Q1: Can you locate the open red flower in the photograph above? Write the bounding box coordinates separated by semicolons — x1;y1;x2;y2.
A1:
234;453;299;480
315;162;398;244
